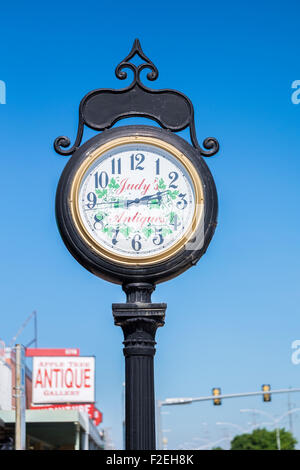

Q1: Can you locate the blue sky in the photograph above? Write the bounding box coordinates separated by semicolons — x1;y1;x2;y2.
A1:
1;0;300;449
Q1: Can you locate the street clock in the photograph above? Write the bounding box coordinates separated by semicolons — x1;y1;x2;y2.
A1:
55;42;218;285
54;39;220;450
56;125;217;284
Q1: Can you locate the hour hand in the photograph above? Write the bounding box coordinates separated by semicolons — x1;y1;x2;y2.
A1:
126;198;142;207
126;191;168;207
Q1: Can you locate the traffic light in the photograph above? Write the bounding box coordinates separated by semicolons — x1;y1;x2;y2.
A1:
212;387;221;405
262;384;271;402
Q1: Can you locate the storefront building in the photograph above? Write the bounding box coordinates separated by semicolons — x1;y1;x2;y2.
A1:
0;348;104;450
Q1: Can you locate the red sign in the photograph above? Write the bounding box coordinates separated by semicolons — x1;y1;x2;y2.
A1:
30;403;103;426
26;348;80;357
32;356;95;404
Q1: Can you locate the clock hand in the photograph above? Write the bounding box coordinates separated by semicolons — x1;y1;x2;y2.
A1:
126;190;169;207
84;190;170;211
84;200;124;211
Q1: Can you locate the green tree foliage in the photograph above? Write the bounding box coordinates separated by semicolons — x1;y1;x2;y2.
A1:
230;428;297;450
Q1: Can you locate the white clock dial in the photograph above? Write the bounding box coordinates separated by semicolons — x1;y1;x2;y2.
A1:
77;142;199;259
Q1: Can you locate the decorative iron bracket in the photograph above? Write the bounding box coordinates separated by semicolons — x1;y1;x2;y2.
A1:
54;39;219;158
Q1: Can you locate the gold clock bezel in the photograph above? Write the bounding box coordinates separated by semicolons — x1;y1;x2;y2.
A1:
69;136;204;266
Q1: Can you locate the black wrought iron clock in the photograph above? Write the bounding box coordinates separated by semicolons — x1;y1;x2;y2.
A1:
54;39;220;451
55;40;219;285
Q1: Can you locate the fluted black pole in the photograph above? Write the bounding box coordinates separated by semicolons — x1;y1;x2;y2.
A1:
112;283;166;450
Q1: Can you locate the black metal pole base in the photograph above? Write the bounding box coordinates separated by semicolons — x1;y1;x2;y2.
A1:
112;283;166;450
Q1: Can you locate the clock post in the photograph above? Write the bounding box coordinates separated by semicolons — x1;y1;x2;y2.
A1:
113;283;166;449
54;39;219;450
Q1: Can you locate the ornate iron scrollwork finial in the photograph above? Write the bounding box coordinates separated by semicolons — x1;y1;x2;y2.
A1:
54;39;219;158
115;38;159;85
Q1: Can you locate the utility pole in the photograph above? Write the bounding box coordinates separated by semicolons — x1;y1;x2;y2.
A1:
15;344;26;450
287;387;293;433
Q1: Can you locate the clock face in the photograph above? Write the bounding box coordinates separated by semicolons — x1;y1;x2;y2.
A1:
70;137;204;264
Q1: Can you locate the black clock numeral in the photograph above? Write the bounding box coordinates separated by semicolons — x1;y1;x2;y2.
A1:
153;228;164;246
93;214;104;230
168;171;179;189
130;153;145;171
111;158;121;175
112;228;120;245
86;192;97;209
131;234;142;251
95;171;109;189
155;158;160;175
176;193;188;210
